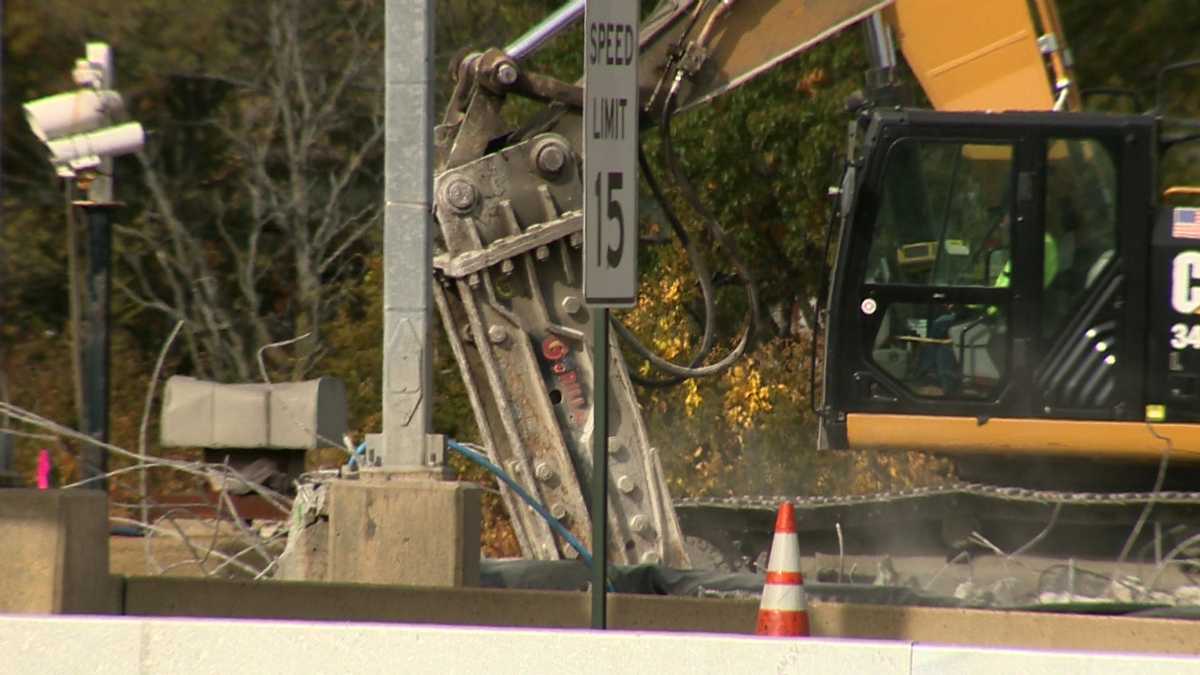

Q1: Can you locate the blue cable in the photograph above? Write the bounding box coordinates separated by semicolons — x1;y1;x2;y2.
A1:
345;441;367;470
446;438;606;582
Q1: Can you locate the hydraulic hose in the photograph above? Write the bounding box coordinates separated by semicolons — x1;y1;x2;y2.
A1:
659;83;761;339
618;144;721;387
609;60;762;381
445;439;598;571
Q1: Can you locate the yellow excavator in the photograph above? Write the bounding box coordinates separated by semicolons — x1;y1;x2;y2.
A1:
432;0;1200;569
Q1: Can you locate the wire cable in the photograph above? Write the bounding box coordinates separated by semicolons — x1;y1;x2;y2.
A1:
345;441;367;470
1117;423;1173;567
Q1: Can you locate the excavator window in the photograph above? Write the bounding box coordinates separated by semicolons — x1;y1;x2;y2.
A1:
866;141;1014;288
863;139;1015;399
1040;138;1119;342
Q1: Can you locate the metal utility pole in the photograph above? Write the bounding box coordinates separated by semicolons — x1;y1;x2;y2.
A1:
23;42;145;491
75;44;119;492
0;0;13;483
590;307;609;629
77;198;116;491
379;0;437;470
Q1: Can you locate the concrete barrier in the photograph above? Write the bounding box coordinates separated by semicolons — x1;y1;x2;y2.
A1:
7;485;1199;668
123;576;756;632
125;576;589;627
811;601;1200;655
122;576;1200;655
3;614;1198;675
0;489;120;614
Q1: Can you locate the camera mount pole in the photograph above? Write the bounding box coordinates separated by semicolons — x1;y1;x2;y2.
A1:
76;197;115;492
0;5;13;486
74;43;118;492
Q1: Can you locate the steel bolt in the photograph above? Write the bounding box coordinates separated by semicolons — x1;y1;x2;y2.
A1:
568;232;583;249
535;245;550;261
495;62;519;86
445;179;477;211
629;514;653;535
535;462;556;482
616;475;636;494
561;295;582;315
488;324;507;344
550;502;568;521
500;259;515;276
536;144;566;174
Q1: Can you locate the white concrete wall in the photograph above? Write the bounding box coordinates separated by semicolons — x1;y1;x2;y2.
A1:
2;614;1198;675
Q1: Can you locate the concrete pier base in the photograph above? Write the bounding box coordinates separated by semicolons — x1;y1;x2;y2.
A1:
326;478;481;587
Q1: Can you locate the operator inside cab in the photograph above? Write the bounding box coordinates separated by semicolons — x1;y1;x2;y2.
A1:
917;223;1058;395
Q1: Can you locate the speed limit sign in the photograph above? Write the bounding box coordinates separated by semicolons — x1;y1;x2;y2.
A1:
583;0;639;307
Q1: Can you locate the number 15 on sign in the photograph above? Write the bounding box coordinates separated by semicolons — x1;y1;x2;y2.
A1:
593;171;625;268
583;0;639;307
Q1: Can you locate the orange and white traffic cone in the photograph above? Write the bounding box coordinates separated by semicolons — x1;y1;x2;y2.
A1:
755;501;810;637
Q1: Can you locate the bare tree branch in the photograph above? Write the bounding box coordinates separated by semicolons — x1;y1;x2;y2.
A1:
117;0;384;383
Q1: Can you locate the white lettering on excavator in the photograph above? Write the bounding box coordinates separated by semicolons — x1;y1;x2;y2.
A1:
1170;323;1200;350
1172;251;1200;315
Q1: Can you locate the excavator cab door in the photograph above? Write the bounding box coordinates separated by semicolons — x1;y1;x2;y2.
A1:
820;109;1155;451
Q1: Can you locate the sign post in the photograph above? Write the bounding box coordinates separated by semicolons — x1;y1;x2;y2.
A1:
584;0;639;630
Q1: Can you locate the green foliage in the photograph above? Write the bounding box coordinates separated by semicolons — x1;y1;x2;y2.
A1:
1059;0;1193;100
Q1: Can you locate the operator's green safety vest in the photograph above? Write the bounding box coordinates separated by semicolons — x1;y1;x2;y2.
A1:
984;233;1057;316
994;233;1059;289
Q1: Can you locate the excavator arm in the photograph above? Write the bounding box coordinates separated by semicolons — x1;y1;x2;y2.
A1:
636;0;1069;115
431;0;1073;566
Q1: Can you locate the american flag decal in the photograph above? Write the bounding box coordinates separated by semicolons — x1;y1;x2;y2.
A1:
1175;207;1200;240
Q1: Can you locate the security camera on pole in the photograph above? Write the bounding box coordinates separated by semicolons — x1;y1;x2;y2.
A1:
23;42;144;491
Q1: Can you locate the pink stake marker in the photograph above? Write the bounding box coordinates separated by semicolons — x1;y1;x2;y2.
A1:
36;449;51;490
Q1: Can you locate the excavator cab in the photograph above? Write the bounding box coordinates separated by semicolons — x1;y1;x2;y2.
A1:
818;107;1200;462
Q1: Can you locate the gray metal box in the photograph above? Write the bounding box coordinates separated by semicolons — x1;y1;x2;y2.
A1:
160;376;348;450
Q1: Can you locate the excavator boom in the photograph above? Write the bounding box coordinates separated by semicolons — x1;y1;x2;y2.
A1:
638;0;1068;114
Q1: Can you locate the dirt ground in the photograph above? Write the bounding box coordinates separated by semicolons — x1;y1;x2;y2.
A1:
110;519;285;579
